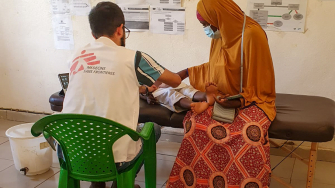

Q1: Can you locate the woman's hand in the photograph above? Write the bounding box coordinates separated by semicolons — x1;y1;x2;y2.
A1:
213;94;242;109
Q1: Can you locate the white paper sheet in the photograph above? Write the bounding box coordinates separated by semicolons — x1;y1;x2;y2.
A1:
70;0;91;16
147;0;181;6
115;0;146;5
150;6;185;35
52;15;74;50
51;0;70;14
116;0;181;6
246;0;308;32
119;5;150;31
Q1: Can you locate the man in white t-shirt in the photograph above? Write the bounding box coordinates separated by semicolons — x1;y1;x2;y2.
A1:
62;2;181;188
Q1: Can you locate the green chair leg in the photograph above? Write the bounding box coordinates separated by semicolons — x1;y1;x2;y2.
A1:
117;171;135;188
69;177;80;188
144;158;156;188
59;168;69;188
143;133;157;188
59;168;80;188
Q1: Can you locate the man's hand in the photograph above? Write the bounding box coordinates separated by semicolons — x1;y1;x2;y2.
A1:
213;94;242;109
139;85;158;94
147;85;158;93
139;85;159;105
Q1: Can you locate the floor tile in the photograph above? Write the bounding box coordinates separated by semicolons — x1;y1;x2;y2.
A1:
136;159;174;185
313;161;335;185
160;133;183;143
0;141;13;160
157;153;176;162
0;137;8;145
34;171;60;188
0;166;59;188
156;141;181;157
36;170;115;188
77;179;114;188
270;177;290;188
291;179;335;188
291;156;311;181
0;159;13;172
135;180;163;188
270;155;295;179
270;143;294;158
0;119;22;137
292;158;335;185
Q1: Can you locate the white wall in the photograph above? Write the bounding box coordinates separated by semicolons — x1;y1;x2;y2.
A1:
0;0;334;113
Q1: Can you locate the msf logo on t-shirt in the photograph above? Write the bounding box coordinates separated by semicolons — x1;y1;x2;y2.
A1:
70;50;100;75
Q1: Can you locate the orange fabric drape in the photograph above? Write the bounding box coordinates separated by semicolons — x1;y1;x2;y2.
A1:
189;0;276;121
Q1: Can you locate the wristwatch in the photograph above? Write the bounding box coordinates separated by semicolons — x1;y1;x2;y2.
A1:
140;85;149;96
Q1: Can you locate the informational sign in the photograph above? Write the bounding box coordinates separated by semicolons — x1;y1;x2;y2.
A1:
115;0;146;4
51;0;70;14
246;0;307;32
150;6;185;35
147;0;181;6
116;0;181;6
52;15;74;50
70;0;92;16
119;5;150;31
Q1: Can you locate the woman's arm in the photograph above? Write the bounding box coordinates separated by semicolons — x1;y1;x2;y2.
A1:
177;69;189;81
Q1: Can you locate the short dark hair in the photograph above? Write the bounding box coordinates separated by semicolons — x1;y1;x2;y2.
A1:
89;2;125;39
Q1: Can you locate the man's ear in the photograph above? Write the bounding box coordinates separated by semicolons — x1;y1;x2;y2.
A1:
115;24;124;38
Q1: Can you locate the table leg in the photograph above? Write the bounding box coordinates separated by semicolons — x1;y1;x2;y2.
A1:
306;142;318;188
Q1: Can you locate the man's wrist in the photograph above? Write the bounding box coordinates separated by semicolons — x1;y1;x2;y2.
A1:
139;85;148;95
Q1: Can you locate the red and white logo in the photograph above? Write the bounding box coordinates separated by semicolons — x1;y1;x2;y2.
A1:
70;50;100;75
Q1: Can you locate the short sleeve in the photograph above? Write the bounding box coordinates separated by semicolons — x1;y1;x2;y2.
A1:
134;51;166;86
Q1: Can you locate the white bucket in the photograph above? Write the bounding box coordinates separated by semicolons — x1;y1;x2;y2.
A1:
5;123;52;176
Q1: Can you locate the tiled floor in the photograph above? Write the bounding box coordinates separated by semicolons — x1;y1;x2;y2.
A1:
1;119;335;188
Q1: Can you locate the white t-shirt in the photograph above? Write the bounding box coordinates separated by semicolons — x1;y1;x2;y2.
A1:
62;37;165;162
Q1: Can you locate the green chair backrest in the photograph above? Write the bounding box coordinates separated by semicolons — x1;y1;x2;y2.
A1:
31;114;140;182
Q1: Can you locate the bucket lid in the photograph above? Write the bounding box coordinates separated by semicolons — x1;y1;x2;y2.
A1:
5;123;38;139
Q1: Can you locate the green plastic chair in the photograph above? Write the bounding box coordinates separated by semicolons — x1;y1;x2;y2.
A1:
31;114;157;188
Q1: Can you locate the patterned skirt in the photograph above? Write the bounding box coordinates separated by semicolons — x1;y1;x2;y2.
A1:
166;105;272;188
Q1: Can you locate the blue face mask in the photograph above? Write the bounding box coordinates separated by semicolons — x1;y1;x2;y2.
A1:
204;25;221;39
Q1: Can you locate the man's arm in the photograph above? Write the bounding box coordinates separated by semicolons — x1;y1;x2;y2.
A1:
156;69;181;88
134;51;181;88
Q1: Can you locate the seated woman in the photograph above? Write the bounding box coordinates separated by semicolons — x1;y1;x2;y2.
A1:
166;0;276;187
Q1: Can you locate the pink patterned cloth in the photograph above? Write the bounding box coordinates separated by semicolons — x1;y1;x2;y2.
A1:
167;105;272;188
196;11;205;21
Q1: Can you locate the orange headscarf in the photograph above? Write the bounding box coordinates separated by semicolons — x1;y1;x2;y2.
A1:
189;0;276;121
